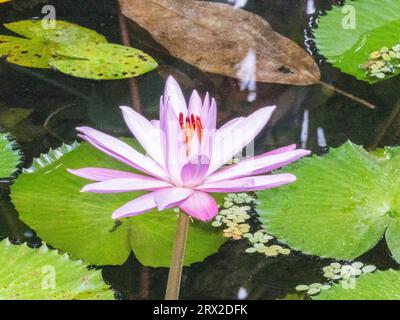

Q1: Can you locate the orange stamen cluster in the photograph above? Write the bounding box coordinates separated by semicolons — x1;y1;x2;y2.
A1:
179;112;203;156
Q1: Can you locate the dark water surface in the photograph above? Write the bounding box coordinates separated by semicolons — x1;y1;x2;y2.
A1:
0;0;399;299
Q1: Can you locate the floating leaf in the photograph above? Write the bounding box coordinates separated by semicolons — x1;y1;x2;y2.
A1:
257;141;400;262
120;0;320;85
0;20;107;68
11;140;226;266
0;239;114;300
0;132;20;178
314;0;400;83
313;269;400;300
50;43;158;80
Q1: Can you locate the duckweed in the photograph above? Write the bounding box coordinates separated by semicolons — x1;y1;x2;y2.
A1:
361;44;400;79
212;193;291;257
212;193;254;240
322;261;376;281
295;283;331;295
295;261;377;297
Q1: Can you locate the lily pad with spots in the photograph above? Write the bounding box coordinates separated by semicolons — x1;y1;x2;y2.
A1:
11;140;226;267
257;141;400;263
0;239;114;300
50;42;158;80
0;20;107;68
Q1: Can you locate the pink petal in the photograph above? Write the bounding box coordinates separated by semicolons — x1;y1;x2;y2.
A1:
161;101;186;185
164;76;187;117
179;191;218;221
208;106;276;174
81;178;172;193
200;92;210;125
67;167;148;181
188;90;202;116
154;187;193;210
217;117;244;133
77;126;168;181
199;99;217;159
261;144;297;156
204;98;217;130
180;156;210;187
205;149;310;183
151;120;160;128
197;173;296;192
112;192;157;219
120;106;164;167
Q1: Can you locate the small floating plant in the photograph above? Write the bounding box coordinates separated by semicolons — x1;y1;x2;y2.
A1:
361;45;400;79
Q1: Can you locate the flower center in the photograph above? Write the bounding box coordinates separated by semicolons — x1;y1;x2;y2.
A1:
179;112;203;156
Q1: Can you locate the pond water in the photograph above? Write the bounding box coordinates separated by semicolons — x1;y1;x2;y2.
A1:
0;0;399;300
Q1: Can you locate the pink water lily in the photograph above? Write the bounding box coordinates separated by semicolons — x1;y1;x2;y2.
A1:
68;76;310;221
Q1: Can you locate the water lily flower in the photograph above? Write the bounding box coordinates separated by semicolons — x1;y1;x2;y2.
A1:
68;76;310;222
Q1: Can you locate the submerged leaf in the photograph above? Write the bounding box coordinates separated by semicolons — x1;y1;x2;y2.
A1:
119;0;320;85
313;269;400;300
257;141;400;262
0;132;20;178
50;43;158;80
314;0;400;83
0;20;107;68
11;140;226;266
0;239;114;300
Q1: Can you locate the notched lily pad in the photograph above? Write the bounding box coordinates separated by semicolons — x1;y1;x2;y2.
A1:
50;43;158;80
0;132;21;178
0;239;114;300
257;141;400;262
314;0;400;83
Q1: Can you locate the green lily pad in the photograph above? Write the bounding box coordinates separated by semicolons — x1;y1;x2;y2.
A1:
257;141;400;262
0;132;20;178
313;0;400;83
0;239;114;300
313;269;400;300
0;20;107;68
11;140;226;266
50;43;158;80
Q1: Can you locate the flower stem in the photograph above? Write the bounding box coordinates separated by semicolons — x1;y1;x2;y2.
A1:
165;211;190;300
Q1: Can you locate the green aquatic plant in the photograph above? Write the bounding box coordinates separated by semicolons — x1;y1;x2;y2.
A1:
313;269;400;300
0;239;113;300
0;20;157;79
0;132;20;178
257;141;400;263
313;0;400;83
0;20;107;69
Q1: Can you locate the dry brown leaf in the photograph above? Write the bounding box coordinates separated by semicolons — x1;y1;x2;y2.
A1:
119;0;320;85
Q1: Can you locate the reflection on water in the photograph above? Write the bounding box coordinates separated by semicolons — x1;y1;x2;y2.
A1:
236;48;257;103
0;0;399;299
